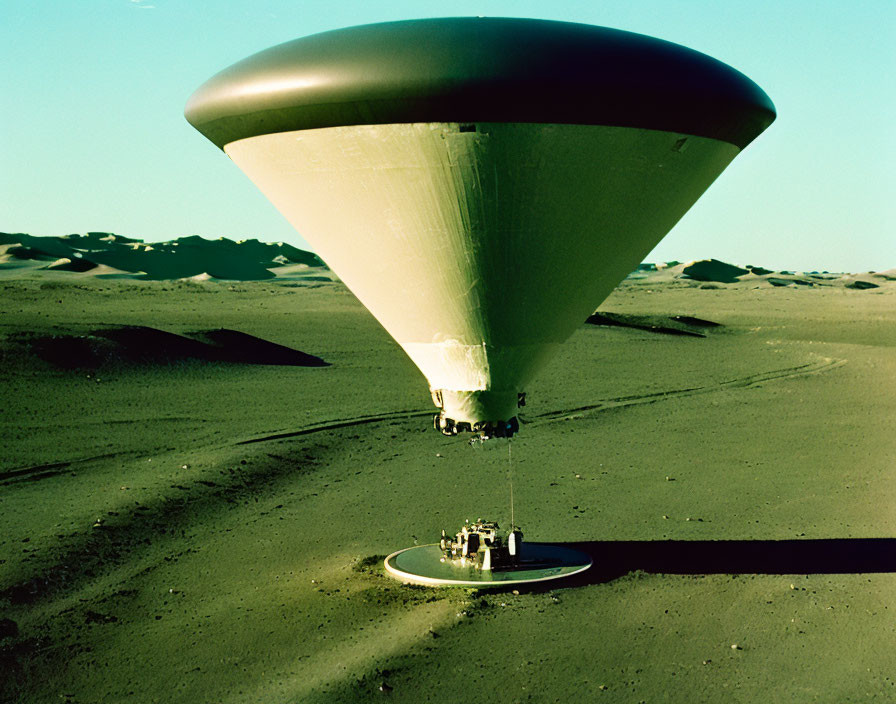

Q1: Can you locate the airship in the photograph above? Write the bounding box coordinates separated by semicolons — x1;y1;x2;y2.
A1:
186;18;775;440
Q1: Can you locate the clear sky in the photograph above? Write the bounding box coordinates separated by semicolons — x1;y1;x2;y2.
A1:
3;1;893;272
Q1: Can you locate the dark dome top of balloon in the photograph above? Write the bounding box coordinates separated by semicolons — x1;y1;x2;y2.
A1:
186;17;775;150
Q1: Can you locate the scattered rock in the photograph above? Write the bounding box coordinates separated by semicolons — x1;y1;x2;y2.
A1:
846;280;879;290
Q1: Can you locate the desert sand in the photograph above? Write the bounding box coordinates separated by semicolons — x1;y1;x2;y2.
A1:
1;235;895;703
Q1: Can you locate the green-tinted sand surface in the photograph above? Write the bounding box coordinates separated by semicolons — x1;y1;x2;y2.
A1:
2;272;895;702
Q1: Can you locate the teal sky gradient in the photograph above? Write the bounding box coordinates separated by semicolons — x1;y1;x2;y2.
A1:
3;1;893;271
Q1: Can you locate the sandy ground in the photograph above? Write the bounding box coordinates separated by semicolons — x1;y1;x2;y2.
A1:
1;268;895;703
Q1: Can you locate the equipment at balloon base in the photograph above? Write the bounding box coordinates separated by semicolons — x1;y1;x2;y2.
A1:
433;414;519;439
383;519;592;587
439;519;524;572
431;390;526;439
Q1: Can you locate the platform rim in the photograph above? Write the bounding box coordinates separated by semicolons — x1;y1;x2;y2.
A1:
383;543;592;587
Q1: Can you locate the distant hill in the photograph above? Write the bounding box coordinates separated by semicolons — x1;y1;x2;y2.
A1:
2;233;892;289
0;231;326;281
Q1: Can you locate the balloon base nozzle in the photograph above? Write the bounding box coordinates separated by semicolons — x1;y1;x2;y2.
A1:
433;413;519;439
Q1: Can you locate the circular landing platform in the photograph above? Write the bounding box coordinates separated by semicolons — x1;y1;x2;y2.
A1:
384;543;592;587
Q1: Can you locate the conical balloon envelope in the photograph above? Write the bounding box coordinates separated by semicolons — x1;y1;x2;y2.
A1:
186;18;775;436
223;123;738;426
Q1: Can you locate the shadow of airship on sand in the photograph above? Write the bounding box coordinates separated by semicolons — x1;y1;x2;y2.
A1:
526;538;896;591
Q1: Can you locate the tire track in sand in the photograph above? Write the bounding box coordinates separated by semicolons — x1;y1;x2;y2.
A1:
529;355;847;426
236;355;847;445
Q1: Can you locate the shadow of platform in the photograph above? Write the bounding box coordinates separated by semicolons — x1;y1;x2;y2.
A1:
547;538;896;589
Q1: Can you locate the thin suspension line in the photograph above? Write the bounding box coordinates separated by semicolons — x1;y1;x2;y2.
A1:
508;440;514;529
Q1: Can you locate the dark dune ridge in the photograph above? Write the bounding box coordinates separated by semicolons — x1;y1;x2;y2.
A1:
846;280;880;290
0;231;324;280
634;258;892;289
681;259;750;283
586;312;722;337
13;326;329;369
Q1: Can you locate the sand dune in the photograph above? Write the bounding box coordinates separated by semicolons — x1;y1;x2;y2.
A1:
0;231;328;282
585;311;721;337
45;257;99;273
3;234;892;291
681;259;750;283
12;326;329;369
629;257;894;290
186;328;330;366
845;279;879;290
